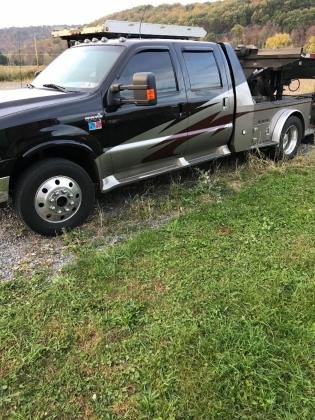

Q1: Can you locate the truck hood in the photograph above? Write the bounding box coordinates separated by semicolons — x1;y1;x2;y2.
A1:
0;88;77;119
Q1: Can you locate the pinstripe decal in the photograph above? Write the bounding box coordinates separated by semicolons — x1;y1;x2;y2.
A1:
142;123;232;163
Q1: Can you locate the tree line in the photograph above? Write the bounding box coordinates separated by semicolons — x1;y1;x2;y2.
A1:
104;0;315;50
0;0;314;67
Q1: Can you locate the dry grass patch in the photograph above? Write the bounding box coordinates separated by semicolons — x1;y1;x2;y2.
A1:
0;65;43;82
285;79;315;95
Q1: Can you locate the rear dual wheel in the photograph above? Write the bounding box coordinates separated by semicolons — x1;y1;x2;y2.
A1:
14;158;95;236
273;116;303;160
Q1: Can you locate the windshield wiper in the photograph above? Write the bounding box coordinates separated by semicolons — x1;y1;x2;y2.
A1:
42;83;69;92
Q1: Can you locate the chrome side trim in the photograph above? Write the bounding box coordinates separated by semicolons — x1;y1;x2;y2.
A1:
251;141;278;149
177;157;190;167
102;175;120;191
219;145;231;155
0;176;10;203
304;128;314;137
188;145;231;166
100;146;231;192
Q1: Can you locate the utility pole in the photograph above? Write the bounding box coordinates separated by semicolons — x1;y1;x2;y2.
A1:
18;37;22;88
34;34;39;68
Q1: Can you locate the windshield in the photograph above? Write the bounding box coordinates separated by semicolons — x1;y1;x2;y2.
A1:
33;45;123;90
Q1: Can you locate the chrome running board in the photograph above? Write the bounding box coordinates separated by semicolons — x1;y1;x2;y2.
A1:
101;145;231;192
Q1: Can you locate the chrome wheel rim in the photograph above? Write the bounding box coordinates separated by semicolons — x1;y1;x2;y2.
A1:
282;125;298;156
35;176;82;223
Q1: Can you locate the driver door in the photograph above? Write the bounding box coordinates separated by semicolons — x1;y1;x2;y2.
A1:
104;47;188;177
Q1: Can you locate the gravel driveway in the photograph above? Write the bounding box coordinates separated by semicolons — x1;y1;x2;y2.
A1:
0;204;72;280
0;82;63;280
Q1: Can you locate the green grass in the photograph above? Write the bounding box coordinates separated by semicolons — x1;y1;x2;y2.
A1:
0;152;314;418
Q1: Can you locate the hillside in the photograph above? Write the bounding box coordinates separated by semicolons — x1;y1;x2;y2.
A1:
100;0;315;47
0;26;67;65
0;0;314;65
0;25;66;51
99;0;314;34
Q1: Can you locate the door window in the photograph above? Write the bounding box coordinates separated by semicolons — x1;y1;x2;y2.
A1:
183;51;222;90
118;50;178;96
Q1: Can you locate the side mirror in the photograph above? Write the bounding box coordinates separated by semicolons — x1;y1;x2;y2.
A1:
132;72;157;106
108;72;157;107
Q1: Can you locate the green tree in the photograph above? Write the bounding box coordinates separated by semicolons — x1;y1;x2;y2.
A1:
0;52;8;65
231;24;245;45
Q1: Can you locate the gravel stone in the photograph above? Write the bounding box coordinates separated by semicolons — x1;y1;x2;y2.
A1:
0;203;73;281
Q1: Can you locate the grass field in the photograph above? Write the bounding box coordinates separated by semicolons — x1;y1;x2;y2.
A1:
0;151;314;418
0;66;41;82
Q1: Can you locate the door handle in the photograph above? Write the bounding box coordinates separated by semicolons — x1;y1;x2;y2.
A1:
178;103;185;119
223;97;229;110
171;103;185;119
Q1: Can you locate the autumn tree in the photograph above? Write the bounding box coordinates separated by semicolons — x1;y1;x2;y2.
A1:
304;36;315;53
265;33;292;49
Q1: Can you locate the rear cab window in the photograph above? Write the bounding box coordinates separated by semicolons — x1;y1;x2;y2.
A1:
182;50;222;90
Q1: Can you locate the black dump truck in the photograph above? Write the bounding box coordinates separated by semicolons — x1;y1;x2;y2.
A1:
0;21;313;235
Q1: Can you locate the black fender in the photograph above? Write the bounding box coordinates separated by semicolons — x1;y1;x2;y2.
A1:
10;140;104;189
22;139;98;159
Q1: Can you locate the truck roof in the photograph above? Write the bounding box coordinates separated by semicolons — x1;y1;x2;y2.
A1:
71;38;216;49
52;20;208;47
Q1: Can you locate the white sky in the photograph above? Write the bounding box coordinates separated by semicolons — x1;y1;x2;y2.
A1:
0;0;214;29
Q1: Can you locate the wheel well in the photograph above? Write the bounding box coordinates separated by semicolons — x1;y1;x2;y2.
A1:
9;146;100;193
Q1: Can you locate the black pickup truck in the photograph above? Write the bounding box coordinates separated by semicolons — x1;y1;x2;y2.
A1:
0;22;312;235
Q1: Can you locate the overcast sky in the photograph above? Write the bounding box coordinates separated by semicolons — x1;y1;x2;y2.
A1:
0;0;214;29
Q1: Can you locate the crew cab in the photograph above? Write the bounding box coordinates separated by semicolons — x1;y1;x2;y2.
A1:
0;21;313;235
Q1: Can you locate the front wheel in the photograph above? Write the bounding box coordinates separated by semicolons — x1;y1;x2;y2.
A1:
14;158;95;235
272;116;303;160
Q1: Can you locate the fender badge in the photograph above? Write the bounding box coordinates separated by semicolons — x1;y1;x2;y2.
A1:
88;120;102;131
85;113;104;122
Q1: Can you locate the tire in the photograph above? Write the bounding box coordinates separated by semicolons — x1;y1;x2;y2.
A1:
14;158;95;236
272;115;303;160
